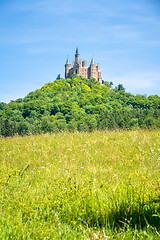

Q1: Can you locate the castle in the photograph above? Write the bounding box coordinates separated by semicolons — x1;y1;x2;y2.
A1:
65;48;102;84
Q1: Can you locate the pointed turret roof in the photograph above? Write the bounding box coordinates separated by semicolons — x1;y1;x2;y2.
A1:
66;57;70;65
91;57;95;65
76;47;79;54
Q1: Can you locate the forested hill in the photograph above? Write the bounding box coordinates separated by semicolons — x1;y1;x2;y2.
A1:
0;75;160;136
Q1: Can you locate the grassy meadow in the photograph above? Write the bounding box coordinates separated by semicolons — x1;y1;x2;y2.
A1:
0;130;160;239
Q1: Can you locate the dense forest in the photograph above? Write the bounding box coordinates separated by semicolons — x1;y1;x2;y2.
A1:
0;75;160;136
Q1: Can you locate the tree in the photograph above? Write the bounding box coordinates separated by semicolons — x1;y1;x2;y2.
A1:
118;84;125;91
56;74;61;80
109;82;113;88
0;76;159;136
104;81;110;87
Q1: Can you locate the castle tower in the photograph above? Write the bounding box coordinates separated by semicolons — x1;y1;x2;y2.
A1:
75;47;80;64
65;57;71;78
64;49;102;83
82;60;87;67
88;57;97;79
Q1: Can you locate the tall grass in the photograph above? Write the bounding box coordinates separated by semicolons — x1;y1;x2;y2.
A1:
0;130;160;239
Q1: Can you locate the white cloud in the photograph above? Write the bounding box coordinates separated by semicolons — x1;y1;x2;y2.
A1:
104;70;160;95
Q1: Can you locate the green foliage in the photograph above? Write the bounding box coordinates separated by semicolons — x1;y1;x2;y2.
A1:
0;76;160;136
56;74;61;80
118;83;125;91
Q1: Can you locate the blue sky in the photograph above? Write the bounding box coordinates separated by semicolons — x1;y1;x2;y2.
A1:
0;0;160;103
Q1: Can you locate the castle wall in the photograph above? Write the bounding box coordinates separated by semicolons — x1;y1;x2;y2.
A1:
98;72;102;85
69;68;74;76
88;65;99;80
79;67;88;78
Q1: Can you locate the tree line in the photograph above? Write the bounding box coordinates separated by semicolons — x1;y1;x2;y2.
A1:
0;75;160;136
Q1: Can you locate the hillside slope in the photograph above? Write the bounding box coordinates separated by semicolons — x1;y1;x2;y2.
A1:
0;75;160;136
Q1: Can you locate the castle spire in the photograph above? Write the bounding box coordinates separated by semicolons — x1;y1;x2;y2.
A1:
66;56;70;65
75;47;80;64
91;57;95;65
76;47;79;54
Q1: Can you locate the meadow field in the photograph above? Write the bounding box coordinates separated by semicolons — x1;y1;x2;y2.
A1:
0;130;160;239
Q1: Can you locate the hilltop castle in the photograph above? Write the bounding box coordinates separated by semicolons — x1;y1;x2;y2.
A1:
65;48;102;84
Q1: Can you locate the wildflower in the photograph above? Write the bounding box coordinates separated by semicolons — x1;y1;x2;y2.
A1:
46;163;50;165
41;166;45;169
65;170;67;173
18;170;21;172
31;171;34;173
64;188;67;190
80;167;84;169
59;161;61;163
